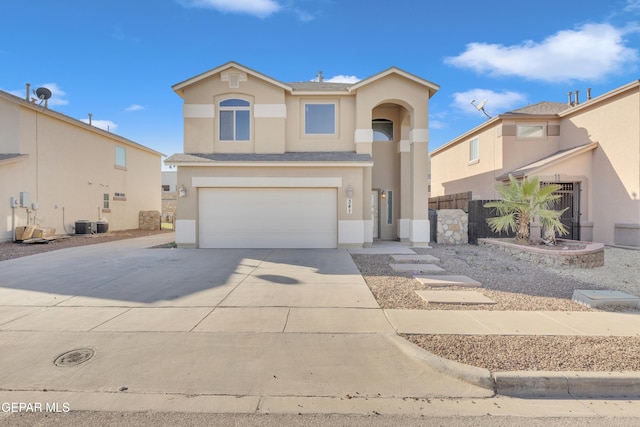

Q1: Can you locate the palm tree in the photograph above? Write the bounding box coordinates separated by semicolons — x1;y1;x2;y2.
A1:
484;175;569;245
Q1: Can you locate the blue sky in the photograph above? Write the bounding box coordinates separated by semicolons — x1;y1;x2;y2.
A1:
2;0;639;167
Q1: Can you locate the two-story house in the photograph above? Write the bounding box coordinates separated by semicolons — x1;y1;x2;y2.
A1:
430;80;640;247
166;62;439;248
0;88;162;242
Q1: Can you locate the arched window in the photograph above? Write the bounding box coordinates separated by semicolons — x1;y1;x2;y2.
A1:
219;98;250;141
372;118;393;141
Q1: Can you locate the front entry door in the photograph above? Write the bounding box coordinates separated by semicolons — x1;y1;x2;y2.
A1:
371;190;380;239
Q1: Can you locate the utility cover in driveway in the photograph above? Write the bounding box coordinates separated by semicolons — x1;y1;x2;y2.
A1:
199;188;337;248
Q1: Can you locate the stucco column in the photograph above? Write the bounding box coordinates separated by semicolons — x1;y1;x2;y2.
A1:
398;140;412;241
409;132;430;246
362;166;373;246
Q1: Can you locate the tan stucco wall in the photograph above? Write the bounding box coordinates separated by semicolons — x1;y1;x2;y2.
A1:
0;96;161;241
431;82;640;246
431;123;503;199
182;67;287;154
560;87;640;244
284;95;357;152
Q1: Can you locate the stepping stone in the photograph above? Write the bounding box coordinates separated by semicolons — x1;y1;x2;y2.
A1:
391;254;440;263
414;275;482;288
416;290;496;305
572;289;640;309
389;264;445;273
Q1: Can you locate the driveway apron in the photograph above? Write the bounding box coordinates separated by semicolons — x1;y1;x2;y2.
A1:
0;234;492;410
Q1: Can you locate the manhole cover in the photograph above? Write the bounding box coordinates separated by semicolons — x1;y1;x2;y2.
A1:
54;349;95;367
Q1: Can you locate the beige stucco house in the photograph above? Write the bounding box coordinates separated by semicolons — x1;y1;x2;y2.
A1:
0;88;163;242
166;61;439;248
431;80;640;247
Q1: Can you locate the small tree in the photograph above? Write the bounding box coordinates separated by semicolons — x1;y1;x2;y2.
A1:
484;175;569;245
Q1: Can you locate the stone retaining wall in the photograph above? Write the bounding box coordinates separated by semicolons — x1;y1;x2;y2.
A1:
139;210;161;230
436;209;468;245
478;238;605;268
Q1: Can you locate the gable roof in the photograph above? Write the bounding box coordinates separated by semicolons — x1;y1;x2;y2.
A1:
348;67;440;97
172;61;292;97
173;62;440;98
496;142;598;181
504;101;570;115
0;90;163;157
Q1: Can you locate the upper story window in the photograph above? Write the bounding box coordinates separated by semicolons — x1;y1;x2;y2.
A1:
517;124;544;139
468;137;479;163
219;98;250;141
305;103;336;135
115;146;126;168
373;119;393;141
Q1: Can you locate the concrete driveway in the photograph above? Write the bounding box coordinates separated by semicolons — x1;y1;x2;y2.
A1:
0;233;492;414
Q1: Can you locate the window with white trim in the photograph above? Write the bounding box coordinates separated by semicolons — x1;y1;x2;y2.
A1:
305;103;336;134
469;137;479;163
517;124;544;138
219;98;250;141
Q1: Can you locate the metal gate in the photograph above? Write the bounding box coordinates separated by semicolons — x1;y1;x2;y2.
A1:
550;182;580;241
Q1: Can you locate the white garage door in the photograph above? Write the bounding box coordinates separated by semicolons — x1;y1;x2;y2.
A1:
199;188;337;248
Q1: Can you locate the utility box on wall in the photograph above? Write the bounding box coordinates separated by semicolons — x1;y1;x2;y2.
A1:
20;192;30;207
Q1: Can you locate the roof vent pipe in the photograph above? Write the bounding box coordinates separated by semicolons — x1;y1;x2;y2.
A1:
88;113;92;126
567;91;573;106
587;88;592;101
574;90;580;106
26;83;30;101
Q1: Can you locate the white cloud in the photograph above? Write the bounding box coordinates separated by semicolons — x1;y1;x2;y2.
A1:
180;0;281;17
452;89;527;116
624;0;640;12
125;104;145;112
81;119;118;132
445;23;639;82
312;75;360;83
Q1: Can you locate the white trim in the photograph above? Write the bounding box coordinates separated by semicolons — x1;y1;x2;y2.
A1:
363;220;373;244
398;139;410;153
355;128;374;143
183;104;215;118
398;219;411;240
254;104;287;118
338;220;366;245
410;128;429;143
410;219;430;246
192;176;342;188
176;219;196;244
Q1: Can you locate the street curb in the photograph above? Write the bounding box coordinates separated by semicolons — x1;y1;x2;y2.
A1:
494;371;640;398
387;334;496;394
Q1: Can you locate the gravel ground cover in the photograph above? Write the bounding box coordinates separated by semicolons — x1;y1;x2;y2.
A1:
352;243;640;372
0;229;173;262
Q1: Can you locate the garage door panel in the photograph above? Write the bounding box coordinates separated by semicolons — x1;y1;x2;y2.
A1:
199;188;337;248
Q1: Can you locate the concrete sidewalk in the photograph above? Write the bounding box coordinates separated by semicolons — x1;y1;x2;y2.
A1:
1;234;639;416
0;234;494;416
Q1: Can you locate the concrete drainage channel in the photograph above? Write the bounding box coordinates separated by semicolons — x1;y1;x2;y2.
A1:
54;349;95;367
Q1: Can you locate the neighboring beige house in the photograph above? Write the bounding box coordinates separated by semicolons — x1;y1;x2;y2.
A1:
166;61;439;248
0;87;163;242
431;80;640;247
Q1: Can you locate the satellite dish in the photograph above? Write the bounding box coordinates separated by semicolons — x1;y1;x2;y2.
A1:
470;99;491;119
35;87;52;101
